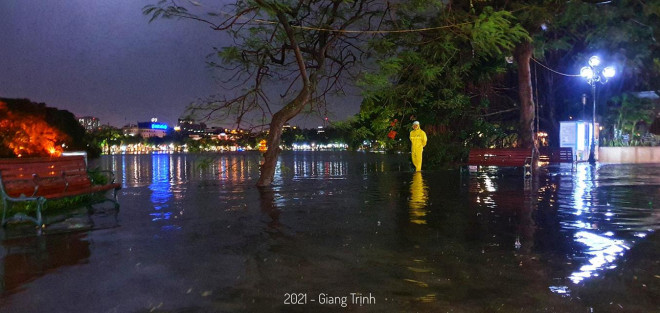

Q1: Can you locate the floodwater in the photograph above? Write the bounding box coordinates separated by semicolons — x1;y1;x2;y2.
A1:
0;152;658;312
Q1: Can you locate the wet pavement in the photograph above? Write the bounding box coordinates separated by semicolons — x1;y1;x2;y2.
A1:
0;152;658;312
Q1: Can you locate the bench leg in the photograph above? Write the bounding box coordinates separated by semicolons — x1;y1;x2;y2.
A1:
85;205;96;227
1;198;9;226
36;198;46;229
112;188;120;210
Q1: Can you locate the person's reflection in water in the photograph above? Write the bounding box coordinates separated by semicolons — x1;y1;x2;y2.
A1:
409;172;429;224
258;187;281;230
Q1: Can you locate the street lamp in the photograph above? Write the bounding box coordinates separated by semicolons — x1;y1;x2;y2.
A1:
580;55;615;164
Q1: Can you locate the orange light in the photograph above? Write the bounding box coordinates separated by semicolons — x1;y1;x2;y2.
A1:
0;101;67;157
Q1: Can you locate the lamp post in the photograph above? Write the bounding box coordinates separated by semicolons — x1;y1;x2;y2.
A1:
580;56;615;164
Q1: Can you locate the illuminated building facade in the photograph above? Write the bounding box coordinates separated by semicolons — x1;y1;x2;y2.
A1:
78;116;100;131
177;118;206;136
122;124;139;137
137;120;169;138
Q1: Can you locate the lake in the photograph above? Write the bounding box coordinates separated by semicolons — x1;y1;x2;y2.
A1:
1;152;658;312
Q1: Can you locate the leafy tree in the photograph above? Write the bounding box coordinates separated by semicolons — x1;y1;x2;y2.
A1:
532;0;660;145
89;127;123;154
145;0;386;185
0;98;90;157
604;93;656;146
359;2;529;165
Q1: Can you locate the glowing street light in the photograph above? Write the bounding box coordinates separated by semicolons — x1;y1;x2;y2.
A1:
580;55;615;165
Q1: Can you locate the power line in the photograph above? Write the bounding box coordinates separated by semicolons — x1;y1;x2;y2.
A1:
242;15;472;34
531;57;581;77
180;4;473;34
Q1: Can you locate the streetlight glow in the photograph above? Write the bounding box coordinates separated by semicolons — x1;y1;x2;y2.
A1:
603;66;616;78
580;67;594;78
588;55;601;67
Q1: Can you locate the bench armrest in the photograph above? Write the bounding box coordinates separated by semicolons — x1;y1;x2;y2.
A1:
0;176;40;198
87;169;116;184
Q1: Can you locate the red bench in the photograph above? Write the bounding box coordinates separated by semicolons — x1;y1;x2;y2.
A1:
0;156;121;228
466;148;533;178
468;148;533;167
539;147;574;163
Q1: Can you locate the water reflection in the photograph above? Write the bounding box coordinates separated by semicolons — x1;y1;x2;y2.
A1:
568;231;629;284
0;234;90;294
150;154;173;222
258;187;281;230
3;153;654;312
467;163;657;297
409;172;429;225
554;164;643;290
292;152;347;179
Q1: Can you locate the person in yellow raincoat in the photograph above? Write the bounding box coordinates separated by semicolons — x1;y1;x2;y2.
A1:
409;121;427;171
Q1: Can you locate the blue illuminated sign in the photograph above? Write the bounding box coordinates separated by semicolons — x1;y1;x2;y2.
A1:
151;123;168;130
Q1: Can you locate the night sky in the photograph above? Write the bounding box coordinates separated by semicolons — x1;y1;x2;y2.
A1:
1;1;357;129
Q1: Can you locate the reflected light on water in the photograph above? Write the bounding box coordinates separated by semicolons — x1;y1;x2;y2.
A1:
549;163;652;295
568;231;630;284
573;165;589;216
292;153;347;179
482;174;496;192
150;154;173;222
568;165;631;285
409;172;429;225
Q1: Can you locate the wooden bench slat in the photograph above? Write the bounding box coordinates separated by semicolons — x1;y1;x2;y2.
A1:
43;183;122;200
468;148;532;167
539;147;573;163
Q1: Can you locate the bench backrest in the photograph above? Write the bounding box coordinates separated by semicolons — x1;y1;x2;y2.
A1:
468;148;532;167
539;147;574;163
0;156;90;198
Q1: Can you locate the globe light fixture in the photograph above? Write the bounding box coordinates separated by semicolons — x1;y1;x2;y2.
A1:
580;67;594;79
581;55;615;165
602;66;616;78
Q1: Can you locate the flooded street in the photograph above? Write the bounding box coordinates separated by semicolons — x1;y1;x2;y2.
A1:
1;152;658;312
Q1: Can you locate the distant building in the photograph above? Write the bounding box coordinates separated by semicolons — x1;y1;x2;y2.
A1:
177;118;206;135
78;116;100;131
122;124;139;137
137;119;169;138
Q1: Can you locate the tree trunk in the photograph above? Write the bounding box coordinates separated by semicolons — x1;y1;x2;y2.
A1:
257;87;312;187
514;41;535;149
544;69;559;146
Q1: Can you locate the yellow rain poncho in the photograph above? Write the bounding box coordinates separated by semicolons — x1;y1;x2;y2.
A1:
409;122;427;171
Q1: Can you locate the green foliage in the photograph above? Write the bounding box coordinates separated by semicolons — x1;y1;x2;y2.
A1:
355;4;528;167
470;8;529;58
603;93;656;146
537;0;660;91
87;167;110;185
217;46;243;64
